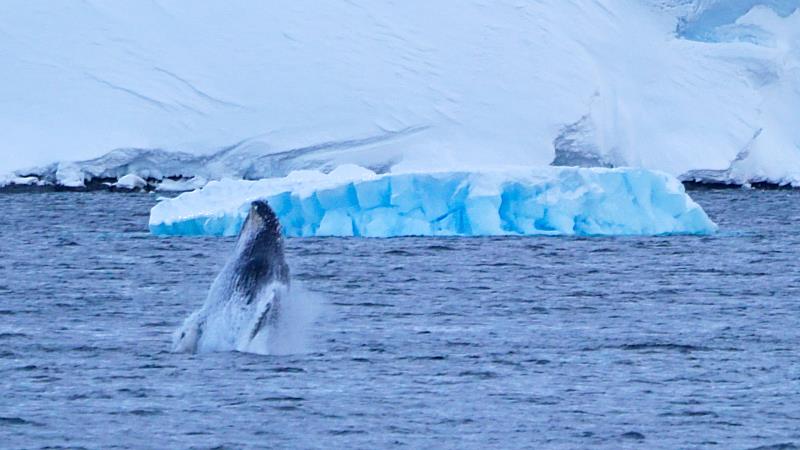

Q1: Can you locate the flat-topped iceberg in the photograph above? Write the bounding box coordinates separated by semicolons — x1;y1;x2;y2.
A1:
149;165;716;237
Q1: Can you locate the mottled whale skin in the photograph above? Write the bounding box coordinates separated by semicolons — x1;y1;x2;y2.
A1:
173;201;289;353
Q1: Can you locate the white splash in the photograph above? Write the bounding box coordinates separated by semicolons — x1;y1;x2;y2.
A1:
172;281;323;356
263;282;325;356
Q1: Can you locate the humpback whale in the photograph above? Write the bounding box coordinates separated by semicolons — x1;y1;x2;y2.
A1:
173;200;290;353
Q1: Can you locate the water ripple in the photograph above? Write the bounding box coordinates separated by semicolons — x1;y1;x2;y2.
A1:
1;190;799;449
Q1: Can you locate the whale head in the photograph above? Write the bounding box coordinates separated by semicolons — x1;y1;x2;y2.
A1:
233;200;289;291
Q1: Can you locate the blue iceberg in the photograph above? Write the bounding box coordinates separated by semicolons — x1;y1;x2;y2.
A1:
149;165;717;237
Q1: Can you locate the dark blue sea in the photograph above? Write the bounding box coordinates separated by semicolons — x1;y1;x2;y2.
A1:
1;190;799;449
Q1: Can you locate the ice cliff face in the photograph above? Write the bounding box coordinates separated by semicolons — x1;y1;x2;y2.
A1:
1;1;798;186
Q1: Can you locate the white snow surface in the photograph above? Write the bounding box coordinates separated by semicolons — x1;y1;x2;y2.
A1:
149;165;717;237
1;1;799;186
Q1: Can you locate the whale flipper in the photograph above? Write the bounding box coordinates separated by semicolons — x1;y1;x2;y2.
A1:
173;201;290;354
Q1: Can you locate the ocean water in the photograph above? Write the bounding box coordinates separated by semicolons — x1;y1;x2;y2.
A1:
1;190;799;449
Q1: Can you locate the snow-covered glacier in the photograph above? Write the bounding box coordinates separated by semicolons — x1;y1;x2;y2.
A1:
149;166;716;237
1;0;799;188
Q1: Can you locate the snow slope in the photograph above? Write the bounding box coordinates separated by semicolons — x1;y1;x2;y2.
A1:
1;1;798;185
149;165;717;237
